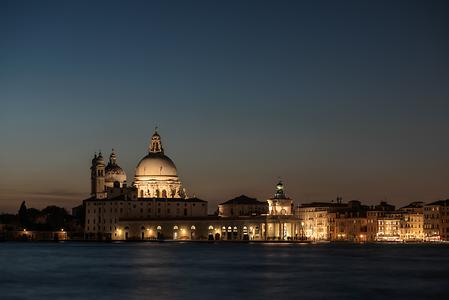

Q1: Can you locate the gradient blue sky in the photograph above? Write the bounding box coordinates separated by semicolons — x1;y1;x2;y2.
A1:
1;0;449;213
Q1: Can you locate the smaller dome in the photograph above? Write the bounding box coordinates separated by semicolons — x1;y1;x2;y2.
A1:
105;164;127;184
105;150;126;186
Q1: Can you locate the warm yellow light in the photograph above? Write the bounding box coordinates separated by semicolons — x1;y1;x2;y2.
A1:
23;229;26;232
61;228;64;232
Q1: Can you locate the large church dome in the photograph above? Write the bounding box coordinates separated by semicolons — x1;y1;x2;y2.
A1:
135;153;177;176
133;129;185;198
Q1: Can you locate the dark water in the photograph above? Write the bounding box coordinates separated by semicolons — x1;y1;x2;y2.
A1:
0;242;448;300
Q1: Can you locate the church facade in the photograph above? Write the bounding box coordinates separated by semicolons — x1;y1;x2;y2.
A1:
83;129;302;241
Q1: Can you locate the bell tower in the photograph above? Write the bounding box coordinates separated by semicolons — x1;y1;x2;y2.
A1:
90;152;106;199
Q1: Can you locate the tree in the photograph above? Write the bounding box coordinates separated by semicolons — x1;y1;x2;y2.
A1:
18;201;28;228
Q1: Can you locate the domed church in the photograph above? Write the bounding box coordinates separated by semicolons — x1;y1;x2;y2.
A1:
83;129;301;242
134;129;186;198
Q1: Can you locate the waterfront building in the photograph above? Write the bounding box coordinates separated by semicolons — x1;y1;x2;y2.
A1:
84;129;208;240
218;195;268;217
331;201;369;242
368;202;424;242
267;181;293;215
295;200;347;241
399;202;424;241
376;212;402;242
366;202;396;241
424;199;449;241
296;203;331;240
83;129;302;241
80;129;445;243
114;182;302;241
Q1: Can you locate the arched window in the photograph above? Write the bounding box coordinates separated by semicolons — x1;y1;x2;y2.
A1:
191;225;196;230
208;225;214;230
157;226;162;231
162;190;167;198
173;226;179;230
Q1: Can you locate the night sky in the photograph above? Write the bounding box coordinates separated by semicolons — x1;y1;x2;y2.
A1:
1;0;448;213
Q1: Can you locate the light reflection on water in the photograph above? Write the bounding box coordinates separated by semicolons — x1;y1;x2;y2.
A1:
0;242;448;300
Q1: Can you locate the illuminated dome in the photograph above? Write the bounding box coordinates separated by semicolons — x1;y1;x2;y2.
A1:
105;150;127;188
135;153;177;177
133;129;185;198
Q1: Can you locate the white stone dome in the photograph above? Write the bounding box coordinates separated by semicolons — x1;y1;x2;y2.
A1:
135;153;178;177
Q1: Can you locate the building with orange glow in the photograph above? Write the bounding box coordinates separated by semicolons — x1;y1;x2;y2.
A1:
83;129;302;241
424;199;449;241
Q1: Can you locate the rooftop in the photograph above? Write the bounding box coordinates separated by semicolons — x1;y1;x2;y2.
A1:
219;195;267;206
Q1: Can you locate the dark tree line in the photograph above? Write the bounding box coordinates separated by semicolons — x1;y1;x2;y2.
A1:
1;201;82;231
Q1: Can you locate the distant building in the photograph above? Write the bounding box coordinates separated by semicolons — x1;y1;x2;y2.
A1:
218;195;268;217
376;212;403;242
366;202;396;241
267;181;293;215
424;199;449;241
296;200;346;241
79;128;447;243
399;202;424;241
82;129;301;241
331;201;369;242
84;129;208;240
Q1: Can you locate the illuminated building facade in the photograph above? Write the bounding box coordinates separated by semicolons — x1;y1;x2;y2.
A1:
331;201;369;242
399;202;424;241
376;213;402;242
296;203;335;240
84;129;207;240
83;129;302;241
267;181;294;215
366;202;396;241
81;129;448;242
218;195;268;217
424;199;449;241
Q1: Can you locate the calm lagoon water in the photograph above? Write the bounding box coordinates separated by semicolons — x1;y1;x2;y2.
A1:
0;242;448;300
